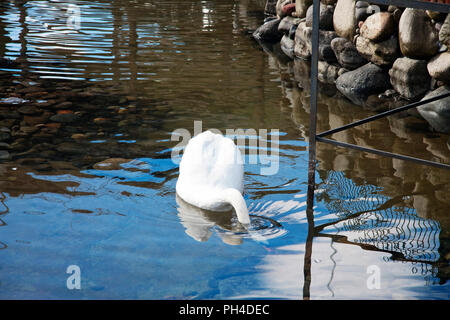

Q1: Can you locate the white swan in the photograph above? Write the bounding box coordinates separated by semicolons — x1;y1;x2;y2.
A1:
176;130;250;226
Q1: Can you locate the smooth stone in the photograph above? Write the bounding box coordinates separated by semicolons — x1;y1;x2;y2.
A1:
399;8;440;59
280;34;295;59
331;37;367;70
56;142;86;154
0;142;10;150
355;35;399;66
253;18;283;43
427;52;450;84
439;14;450;47
318;61;342;84
17;105;42;115
276;0;292;18
389;57;431;100
417;86;450;133
294;22;337;62
49;113;80;123
265;0;277;16
294;0;313;18
355;1;370;22
305;3;334;31
335;63;391;105
278;16;301;34
0;150;10;160
333;0;357;40
360;12;396;42
282;3;296;17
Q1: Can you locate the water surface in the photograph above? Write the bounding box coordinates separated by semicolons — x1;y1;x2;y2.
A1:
0;0;449;299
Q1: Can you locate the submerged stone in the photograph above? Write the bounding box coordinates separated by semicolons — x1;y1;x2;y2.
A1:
417;86;450;133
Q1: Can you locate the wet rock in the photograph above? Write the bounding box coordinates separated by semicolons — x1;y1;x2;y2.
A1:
280;34;295;58
0;57;18;68
331;37;367;70
17;105;42;116
23;112;52;126
49;111;80;123
389;57;431;100
0;128;10;141
56;142;86;155
253;18;283;43
294;22;337;62
399;8;440;59
360;12;396;42
305;3;335;31
276;0;292;18
427;52;450;84
0;142;10;150
335;63;391;105
318;61;343;84
333;0;357;40
0;150;10;160
426;10;446;22
439;14;450;47
278;16;301;34
294;0;313;18
53;101;73;109
355;35;399;66
294;21;312;59
417;86;450;133
355;1;370;22
71;133;87;140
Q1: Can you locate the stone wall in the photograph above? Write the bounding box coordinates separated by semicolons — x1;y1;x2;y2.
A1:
254;0;450;133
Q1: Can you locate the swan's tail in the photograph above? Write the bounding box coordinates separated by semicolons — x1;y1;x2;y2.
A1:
222;188;250;226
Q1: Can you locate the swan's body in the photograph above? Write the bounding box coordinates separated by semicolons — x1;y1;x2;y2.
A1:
176;131;250;225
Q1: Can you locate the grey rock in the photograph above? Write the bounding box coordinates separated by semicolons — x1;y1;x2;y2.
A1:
399;8;440;59
333;0;357;40
439;14;450;47
331;37;367;70
294;0;313;18
427;52;450;84
335;63;391;105
318;61;343;84
280;34;295;59
278;16;301;34
253;19;283;43
417;86;450;133
389;57;431;100
355;35;399;66
0;150;10;160
360;12;396;42
294;22;337;62
276;0;293;18
305;3;334;31
49;113;80;123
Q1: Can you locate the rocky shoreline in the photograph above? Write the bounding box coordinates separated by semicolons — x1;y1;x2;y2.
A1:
254;0;450;134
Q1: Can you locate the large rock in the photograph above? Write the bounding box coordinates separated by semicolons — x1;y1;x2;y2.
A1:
333;0;357;40
389;57;431;100
318;61;345;84
295;0;313;18
294;21;312;59
294;22;337;61
439;14;450;47
331;37;367;70
276;0;293;18
360;12;396;42
305;3;335;31
417;86;450;133
427;52;450;84
355;35;399;66
280;34;295;58
278;16;301;34
253;19;283;43
399;8;440;59
335;63;391;105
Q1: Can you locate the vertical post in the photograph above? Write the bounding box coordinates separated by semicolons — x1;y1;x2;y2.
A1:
303;0;320;300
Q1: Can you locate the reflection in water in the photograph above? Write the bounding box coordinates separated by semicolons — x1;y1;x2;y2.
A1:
0;0;448;299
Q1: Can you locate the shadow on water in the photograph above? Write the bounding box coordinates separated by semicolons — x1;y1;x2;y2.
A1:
0;0;448;299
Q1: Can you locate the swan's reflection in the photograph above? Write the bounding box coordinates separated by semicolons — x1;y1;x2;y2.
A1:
176;194;246;245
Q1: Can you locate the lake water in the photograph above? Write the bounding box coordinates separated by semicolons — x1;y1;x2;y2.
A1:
0;0;449;299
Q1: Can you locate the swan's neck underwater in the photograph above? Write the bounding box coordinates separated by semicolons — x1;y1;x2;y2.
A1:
221;188;250;226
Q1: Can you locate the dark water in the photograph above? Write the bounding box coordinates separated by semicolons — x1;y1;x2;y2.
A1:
0;0;448;299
